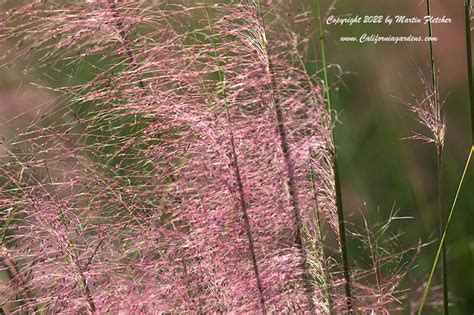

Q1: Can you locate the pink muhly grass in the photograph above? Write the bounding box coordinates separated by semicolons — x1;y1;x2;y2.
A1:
0;0;417;313
203;1;266;311
251;0;317;311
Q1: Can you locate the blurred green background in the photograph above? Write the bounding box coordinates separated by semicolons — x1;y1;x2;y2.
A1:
0;0;472;313
315;0;474;313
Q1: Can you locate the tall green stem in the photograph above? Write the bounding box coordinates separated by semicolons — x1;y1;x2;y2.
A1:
316;1;352;313
418;146;474;314
426;0;437;93
425;1;448;313
465;0;474;143
437;145;448;315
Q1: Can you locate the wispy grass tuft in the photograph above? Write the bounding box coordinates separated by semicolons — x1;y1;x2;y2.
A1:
308;150;334;314
253;1;317;311
204;1;266;311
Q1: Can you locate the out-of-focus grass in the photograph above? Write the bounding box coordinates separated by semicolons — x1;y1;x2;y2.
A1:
311;0;473;313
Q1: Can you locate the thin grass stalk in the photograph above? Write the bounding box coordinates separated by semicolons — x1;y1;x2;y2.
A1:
2;150;97;313
102;0;148;163
426;0;437;93
253;1;316;312
43;159;96;314
1;149;85;313
286;24;334;309
362;215;384;311
418;145;474;314
0;153;44;313
315;0;353;312
0;245;38;313
419;2;474;312
309;150;334;314
436;143;448;314
425;2;448;313
108;0;145;89
204;2;266;312
465;0;474;143
290;37;334;314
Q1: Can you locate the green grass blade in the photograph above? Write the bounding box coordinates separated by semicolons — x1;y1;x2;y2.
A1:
315;1;353;313
425;1;448;313
465;0;474;143
418;146;474;314
426;0;437;92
